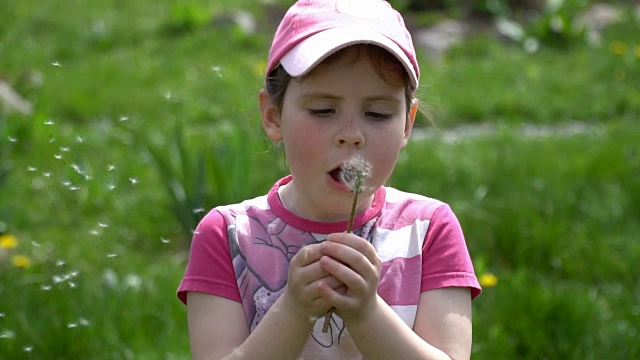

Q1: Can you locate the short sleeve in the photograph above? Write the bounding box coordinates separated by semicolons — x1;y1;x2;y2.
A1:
421;204;481;299
176;209;241;304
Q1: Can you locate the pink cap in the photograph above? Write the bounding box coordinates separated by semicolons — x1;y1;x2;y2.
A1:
266;0;419;90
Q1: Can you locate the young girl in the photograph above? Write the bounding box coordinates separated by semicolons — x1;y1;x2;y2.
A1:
177;0;481;358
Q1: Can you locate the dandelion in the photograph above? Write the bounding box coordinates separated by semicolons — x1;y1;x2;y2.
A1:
12;255;32;268
635;44;640;59
323;155;372;333
610;41;627;56
479;272;498;288
0;234;18;249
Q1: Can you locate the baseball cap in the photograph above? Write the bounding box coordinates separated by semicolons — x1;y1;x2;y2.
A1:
266;0;419;90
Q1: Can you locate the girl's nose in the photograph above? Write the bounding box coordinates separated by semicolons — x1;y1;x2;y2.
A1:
335;117;365;148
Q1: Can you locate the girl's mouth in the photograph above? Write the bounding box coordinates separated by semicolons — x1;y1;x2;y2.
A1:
329;167;343;183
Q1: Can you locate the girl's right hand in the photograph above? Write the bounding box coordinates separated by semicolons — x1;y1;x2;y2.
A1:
282;243;346;322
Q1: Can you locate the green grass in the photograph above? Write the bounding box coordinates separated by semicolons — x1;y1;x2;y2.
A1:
1;0;639;358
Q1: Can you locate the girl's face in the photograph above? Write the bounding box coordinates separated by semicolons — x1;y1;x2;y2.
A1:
261;47;416;222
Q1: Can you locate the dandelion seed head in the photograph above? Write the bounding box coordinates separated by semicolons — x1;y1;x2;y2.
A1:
339;155;372;193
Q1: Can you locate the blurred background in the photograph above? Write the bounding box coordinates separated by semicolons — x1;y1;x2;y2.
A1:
1;0;639;358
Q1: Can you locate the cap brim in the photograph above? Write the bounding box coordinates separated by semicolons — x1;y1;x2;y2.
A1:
280;26;418;89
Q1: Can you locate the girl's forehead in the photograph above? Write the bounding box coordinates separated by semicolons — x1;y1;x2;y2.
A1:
298;46;407;89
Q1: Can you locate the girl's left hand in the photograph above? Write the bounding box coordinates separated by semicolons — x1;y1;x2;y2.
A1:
317;232;382;324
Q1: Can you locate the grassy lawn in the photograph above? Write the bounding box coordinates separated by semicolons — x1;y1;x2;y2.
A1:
1;0;639;359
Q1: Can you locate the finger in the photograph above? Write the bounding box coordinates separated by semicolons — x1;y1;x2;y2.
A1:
320;241;379;280
291;243;324;267
326;233;380;266
319;255;368;294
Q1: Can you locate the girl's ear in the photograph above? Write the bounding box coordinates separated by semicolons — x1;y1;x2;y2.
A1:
402;98;418;147
259;89;283;142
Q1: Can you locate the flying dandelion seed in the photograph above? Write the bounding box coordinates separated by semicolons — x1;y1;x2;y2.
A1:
0;312;4;318
68;186;80;191
44;119;55;125
56;259;65;266
67;322;78;329
161;237;170;244
98;222;109;228
68;282;77;289
43;172;52;178
51;61;61;67
31;241;41;247
54;154;63;160
62;180;72;187
84;174;92;181
192;208;205;214
0;330;15;339
71;164;83;173
212;65;223;77
128;177;138;185
75;135;84;143
23;346;34;353
106;183;116;191
119;115;129;122
41;285;52;291
60;146;70;152
79;318;90;326
191;230;201;235
89;229;100;236
49;137;55;143
27;166;37;172
106;253;118;258
107;164;116;171
8;136;17;142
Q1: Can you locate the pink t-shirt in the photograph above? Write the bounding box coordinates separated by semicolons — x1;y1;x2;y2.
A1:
178;176;481;357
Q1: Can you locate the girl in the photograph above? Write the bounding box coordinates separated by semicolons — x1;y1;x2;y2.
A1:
177;0;481;358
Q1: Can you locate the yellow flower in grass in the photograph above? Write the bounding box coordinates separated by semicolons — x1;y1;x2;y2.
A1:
479;272;498;288
635;45;640;59
0;234;18;249
12;255;32;268
610;41;627;56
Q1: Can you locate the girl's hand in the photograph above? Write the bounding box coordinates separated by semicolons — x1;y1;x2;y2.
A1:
282;243;347;322
318;233;382;324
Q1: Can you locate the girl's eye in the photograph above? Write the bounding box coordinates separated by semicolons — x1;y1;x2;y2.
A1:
366;112;392;121
309;109;335;117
